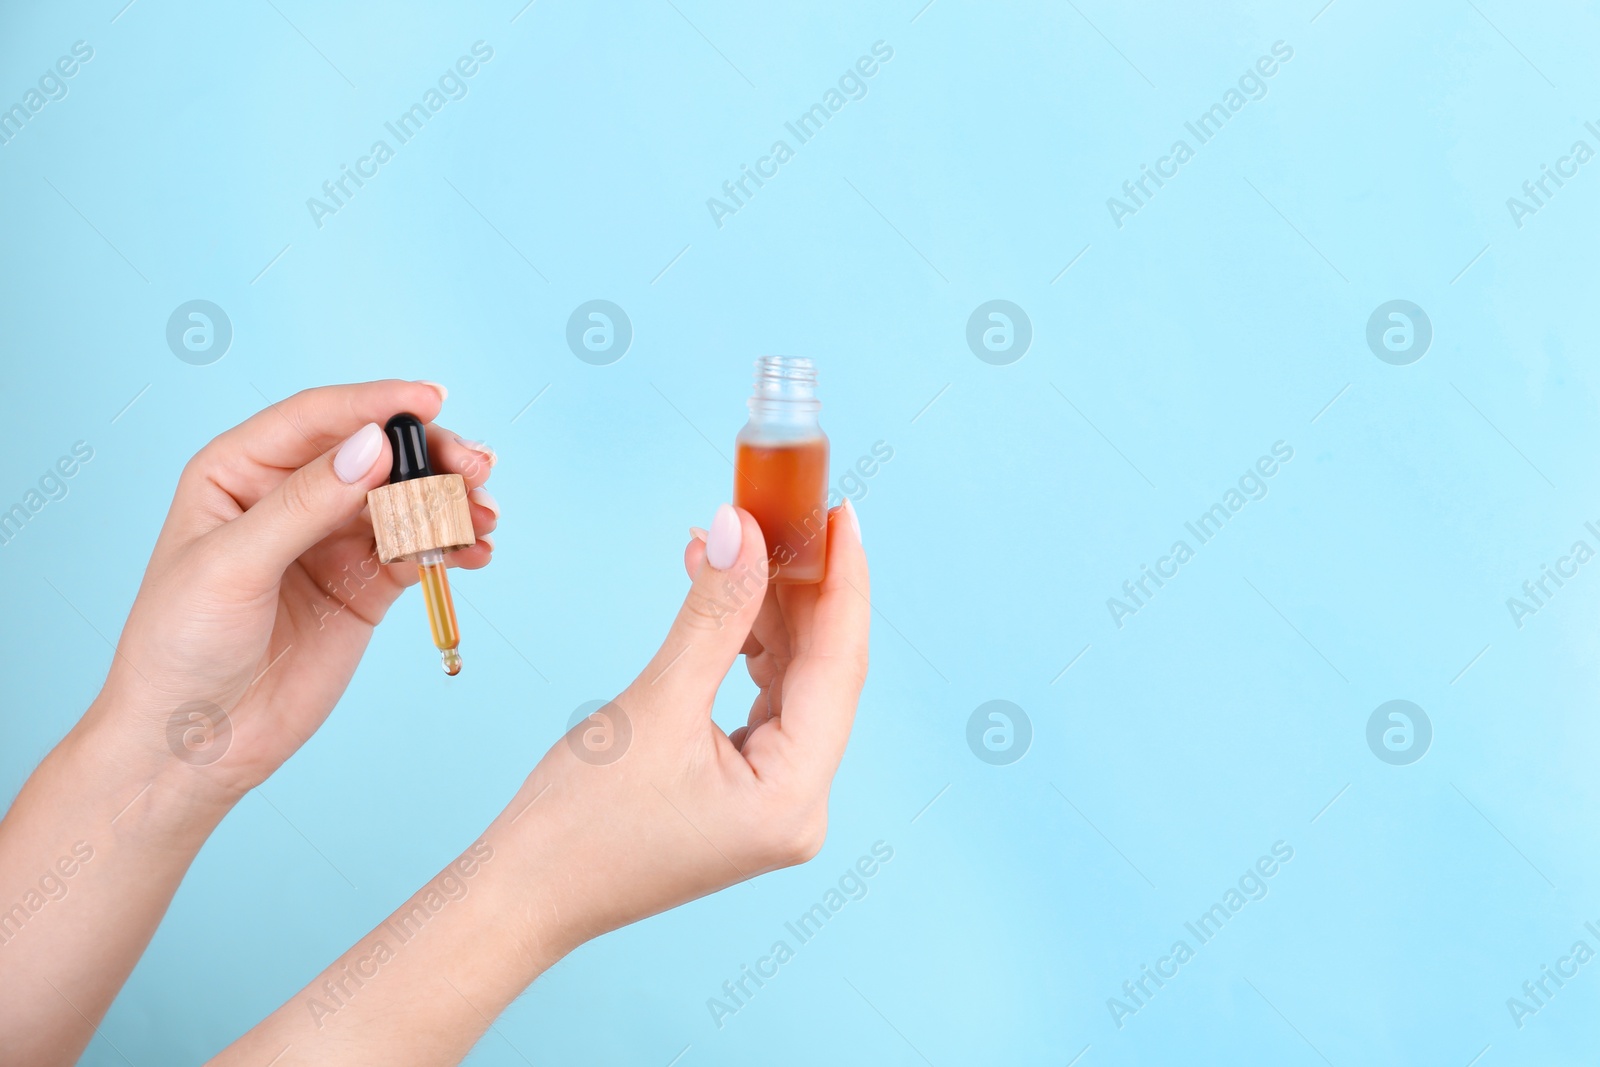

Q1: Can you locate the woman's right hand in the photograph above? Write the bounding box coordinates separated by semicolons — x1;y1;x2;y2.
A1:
498;501;870;959
207;501;870;1063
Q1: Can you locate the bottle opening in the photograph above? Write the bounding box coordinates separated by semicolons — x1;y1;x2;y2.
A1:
753;355;817;401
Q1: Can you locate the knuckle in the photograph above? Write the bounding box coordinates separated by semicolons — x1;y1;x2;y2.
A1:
811;647;870;691
276;470;321;522
179;437;226;487
681;564;765;634
680;585;732;632
845;647;870;686
280;389;319;440
681;573;756;633
763;809;827;868
844;646;870;687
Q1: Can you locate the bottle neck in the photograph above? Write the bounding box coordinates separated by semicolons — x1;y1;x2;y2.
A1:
746;355;820;430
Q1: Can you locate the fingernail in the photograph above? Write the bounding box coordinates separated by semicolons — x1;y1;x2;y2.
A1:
457;437;498;467
705;504;741;570
416;380;448;403
843;498;862;542
334;423;384;484
479;533;494;553
689;526;708;542
469;486;500;518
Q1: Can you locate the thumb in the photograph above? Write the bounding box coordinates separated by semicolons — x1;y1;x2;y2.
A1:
633;504;769;709
214;422;390;590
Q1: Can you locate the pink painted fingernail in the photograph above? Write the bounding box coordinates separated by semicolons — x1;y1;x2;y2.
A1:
705;504;741;569
457;437;498;467
416;380;448;403
469;487;500;518
689;526;708;542
334;423;384;484
843;498;862;542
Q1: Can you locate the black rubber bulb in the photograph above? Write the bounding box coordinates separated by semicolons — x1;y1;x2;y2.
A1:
385;413;434;484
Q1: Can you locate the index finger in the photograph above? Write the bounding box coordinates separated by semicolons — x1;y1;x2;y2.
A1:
184;380;447;513
211;379;445;478
771;503;869;767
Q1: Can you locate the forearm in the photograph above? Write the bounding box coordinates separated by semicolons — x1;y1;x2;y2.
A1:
208;504;867;1065
210;774;584;1066
0;697;234;1066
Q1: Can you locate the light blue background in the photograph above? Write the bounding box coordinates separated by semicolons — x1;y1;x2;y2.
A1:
3;0;1599;1063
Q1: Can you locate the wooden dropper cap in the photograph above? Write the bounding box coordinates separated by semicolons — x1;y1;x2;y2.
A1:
366;413;475;564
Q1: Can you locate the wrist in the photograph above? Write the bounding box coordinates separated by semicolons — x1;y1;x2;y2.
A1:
483;777;605;968
71;692;239;841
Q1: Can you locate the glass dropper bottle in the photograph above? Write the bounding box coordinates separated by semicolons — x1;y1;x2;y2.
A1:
384;414;464;675
733;356;829;584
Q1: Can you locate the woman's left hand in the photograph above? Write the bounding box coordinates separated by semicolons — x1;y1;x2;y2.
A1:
92;379;497;800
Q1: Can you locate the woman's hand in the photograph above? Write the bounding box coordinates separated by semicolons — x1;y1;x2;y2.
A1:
0;380;499;1067
510;502;870;952
90;378;498;800
207;502;869;1064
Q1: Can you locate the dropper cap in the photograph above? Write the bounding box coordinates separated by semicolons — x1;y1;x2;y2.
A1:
385;413;435;483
